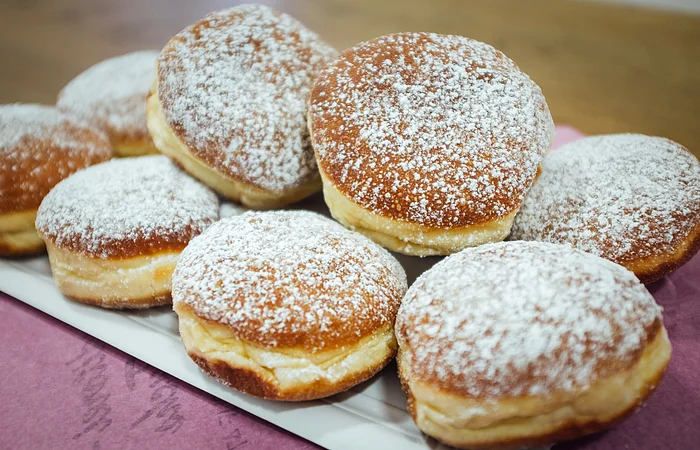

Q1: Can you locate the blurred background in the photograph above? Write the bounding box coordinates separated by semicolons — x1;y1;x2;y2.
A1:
1;0;698;156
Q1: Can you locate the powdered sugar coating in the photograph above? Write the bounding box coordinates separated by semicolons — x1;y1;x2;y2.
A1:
0;104;111;214
36;155;219;258
511;134;700;263
309;33;554;228
396;241;662;398
172;211;407;351
57;51;158;143
157;4;337;192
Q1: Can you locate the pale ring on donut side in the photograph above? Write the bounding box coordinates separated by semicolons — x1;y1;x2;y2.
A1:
147;84;321;210
175;303;398;401
45;241;176;309
0;210;44;256
398;326;671;449
318;164;516;256
112;140;159;158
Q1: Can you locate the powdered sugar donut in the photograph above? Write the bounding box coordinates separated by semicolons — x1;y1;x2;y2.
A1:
510;134;700;283
148;4;337;209
0;104;111;256
172;210;407;401
396;241;670;449
58;51;158;157
309;32;554;256
36;155;219;308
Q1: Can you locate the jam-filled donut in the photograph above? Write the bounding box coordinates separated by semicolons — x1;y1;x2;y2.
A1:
148;4;337;209
396;241;670;449
0;104;111;256
308;32;554;256
511;134;700;283
35;155;219;308
57;51;159;157
172;210;407;401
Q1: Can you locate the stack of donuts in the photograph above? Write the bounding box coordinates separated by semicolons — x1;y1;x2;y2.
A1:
2;4;699;449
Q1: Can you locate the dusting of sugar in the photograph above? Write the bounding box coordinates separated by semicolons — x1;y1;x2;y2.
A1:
511;134;700;262
396;241;662;397
219;201;247;218
0;103;112;213
172;210;407;351
57;51;158;142
35;155;219;258
0;104;106;155
157;4;337;192
309;32;554;228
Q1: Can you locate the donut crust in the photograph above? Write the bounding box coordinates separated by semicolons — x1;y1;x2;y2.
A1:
0;105;112;257
626;221;700;284
150;6;336;209
176;303;398;401
172;211;406;400
35;159;217;261
398;325;671;449
510;134;700;284
56;50;159;158
147;87;321;209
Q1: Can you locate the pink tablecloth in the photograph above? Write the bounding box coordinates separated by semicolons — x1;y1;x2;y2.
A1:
0;295;319;450
1;126;698;449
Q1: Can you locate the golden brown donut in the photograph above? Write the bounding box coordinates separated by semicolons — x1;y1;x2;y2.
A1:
0;104;112;256
147;4;337;209
172;210;407;401
57;51;159;157
308;32;554;256
35;155;219;308
510;134;700;283
395;241;670;449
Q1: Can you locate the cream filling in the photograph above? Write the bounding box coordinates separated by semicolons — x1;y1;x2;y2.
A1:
319;169;515;256
45;241;178;304
176;305;397;392
0;210;44;253
401;327;671;447
146;82;320;209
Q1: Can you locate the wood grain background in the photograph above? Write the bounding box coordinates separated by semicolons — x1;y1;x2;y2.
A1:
1;0;698;155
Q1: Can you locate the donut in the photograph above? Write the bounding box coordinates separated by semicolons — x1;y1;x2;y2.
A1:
395;241;670;449
0;104;111;256
57;51;159;157
510;134;700;284
147;5;337;209
172;210;407;401
308;32;554;256
35;155;219;308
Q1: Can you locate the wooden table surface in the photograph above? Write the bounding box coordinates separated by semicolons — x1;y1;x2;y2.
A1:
1;0;698;156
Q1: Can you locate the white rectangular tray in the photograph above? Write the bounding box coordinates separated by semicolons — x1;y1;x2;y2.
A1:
0;199;451;450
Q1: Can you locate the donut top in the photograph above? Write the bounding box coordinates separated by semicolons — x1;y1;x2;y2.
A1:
157;4;337;192
511;134;700;263
309;32;554;228
0;104;112;214
36;155;219;258
396;241;662;398
57;51;158;144
172;211;407;351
